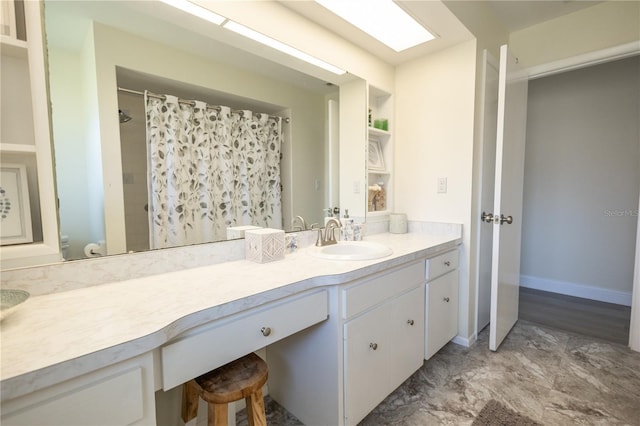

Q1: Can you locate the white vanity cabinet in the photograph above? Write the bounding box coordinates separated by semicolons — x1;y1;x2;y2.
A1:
267;260;426;426
425;249;460;359
0;353;156;426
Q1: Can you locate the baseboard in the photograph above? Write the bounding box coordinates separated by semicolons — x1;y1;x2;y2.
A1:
452;334;476;348
520;275;632;306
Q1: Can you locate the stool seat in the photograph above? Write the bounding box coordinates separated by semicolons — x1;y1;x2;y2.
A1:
182;353;268;426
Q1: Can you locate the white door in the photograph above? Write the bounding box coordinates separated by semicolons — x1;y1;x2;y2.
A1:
476;50;499;333
489;45;529;351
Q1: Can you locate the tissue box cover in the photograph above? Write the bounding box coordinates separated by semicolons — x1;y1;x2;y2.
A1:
245;228;285;263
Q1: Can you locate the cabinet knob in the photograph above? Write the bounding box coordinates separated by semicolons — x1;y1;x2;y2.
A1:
444;261;451;267
261;327;272;336
443;297;450;303
369;342;378;350
407;319;415;326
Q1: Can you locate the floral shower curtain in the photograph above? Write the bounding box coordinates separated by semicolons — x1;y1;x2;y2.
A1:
145;92;283;249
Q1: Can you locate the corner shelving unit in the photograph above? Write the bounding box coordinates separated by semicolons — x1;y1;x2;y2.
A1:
0;0;60;268
367;86;393;217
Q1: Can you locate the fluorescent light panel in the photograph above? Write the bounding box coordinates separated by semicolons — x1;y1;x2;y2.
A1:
159;0;225;25
223;21;347;75
314;0;435;52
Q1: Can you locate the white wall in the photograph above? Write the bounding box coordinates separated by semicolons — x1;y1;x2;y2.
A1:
395;40;478;341
521;56;640;305
48;48;93;259
509;1;640;69
117;91;149;253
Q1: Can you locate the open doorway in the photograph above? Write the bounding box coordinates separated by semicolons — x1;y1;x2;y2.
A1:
518;55;639;345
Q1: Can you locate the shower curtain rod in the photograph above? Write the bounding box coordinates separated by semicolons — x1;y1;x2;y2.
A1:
117;87;290;123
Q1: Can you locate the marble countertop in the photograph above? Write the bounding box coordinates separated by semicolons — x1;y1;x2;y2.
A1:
0;232;461;401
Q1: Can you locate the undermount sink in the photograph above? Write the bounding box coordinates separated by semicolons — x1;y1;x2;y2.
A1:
309;241;393;261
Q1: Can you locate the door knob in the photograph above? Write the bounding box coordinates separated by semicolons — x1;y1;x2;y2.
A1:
481;211;494;223
499;214;513;225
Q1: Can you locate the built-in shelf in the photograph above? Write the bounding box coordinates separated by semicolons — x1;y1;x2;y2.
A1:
1;35;28;59
368;127;391;138
367;210;390;217
0;143;37;153
1;1;61;269
367;85;393;215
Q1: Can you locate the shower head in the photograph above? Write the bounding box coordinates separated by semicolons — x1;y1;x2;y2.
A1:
119;109;132;123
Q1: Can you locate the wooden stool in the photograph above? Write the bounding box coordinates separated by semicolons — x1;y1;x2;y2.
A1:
181;353;269;426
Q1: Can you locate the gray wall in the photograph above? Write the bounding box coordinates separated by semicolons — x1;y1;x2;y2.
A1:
521;56;640;302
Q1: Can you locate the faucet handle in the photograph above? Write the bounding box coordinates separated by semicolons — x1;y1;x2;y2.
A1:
315;227;324;246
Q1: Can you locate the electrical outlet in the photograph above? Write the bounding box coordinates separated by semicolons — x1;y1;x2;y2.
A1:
437;177;447;193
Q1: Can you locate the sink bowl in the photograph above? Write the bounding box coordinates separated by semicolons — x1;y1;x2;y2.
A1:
309;241;392;261
1;289;30;321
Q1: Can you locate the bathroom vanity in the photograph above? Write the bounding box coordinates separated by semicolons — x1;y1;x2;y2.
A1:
0;231;461;425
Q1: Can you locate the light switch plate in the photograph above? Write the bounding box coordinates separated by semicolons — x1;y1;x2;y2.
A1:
437;177;447;193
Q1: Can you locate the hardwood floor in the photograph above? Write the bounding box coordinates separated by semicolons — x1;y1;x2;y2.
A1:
518;287;631;345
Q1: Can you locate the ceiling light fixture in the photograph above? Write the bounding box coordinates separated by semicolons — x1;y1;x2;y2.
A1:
314;0;435;52
223;21;347;75
159;0;226;25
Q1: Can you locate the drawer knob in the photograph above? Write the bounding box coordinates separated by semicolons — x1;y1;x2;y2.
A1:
407;319;415;326
261;327;272;337
369;342;378;350
444;261;451;267
443;297;450;303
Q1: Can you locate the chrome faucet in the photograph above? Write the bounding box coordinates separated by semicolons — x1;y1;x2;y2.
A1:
316;218;342;246
292;215;307;231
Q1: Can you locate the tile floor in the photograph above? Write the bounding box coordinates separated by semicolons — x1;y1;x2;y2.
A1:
239;320;640;425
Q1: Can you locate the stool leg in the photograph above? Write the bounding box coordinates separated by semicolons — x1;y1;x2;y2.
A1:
209;403;228;426
181;381;200;423
245;389;267;426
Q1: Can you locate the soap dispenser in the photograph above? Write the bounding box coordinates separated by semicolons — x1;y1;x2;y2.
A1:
341;209;354;241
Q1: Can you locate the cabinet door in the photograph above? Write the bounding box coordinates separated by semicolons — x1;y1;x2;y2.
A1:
343;301;392;425
388;286;425;382
1;353;155;426
425;270;459;359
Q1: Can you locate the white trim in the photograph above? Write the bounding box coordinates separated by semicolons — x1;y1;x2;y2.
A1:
452;334;476;348
520;275;632;307
629;193;640;351
526;41;640;80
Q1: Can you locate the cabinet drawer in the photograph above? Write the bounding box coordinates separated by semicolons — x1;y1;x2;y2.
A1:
425;270;459;359
161;290;328;390
426;249;459;281
341;261;424;319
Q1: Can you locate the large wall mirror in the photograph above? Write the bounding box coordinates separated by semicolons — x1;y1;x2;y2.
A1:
44;1;362;261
